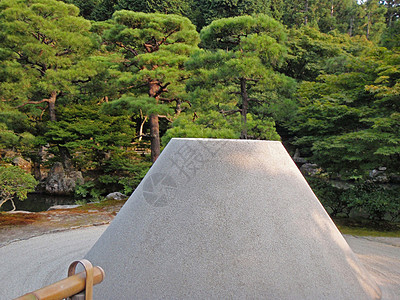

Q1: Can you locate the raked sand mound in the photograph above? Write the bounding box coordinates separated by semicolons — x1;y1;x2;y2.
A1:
85;138;381;299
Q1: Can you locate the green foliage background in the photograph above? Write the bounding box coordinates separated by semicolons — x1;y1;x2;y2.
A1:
0;0;399;220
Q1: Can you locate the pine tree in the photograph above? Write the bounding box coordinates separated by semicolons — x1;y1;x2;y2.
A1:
191;0;276;29
288;42;400;179
115;0;190;15
101;11;200;162
358;0;387;41
179;15;294;141
0;0;98;122
0;0;100;169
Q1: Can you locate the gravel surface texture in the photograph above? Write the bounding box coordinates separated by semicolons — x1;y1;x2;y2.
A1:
0;226;399;299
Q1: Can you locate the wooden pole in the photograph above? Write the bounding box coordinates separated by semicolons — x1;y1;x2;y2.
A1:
14;266;105;300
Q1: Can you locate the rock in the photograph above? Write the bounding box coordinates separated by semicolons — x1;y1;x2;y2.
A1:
299;163;321;176
47;205;81;211
45;162;84;195
0;150;32;172
292;148;306;164
105;192;128;201
2;149;17;159
12;157;32;172
369;167;389;183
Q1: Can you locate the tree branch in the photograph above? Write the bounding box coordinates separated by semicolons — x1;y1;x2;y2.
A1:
153;82;170;98
123;60;140;69
17;98;49;108
158;27;179;47
56;49;73;56
116;42;139;56
72;77;92;84
15;52;47;76
144;27;179;53
192;112;199;122
219;109;241;116
243;77;260;82
158;115;173;122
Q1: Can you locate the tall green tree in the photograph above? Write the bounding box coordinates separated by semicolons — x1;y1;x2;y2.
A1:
288;45;399;179
0;0;98;121
358;0;387;41
61;0;100;19
282;0;317;28
381;19;400;48
317;0;359;33
0;104;36;157
281;0;360;34
281;26;372;82
102;11;200;162
0;0;100;168
364;49;400;171
44;101;151;196
178;15;295;141
381;0;400;28
91;0;118;20
115;0;190;15
191;0;277;29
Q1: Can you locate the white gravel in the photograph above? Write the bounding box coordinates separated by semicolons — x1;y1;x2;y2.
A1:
343;235;400;300
0;225;107;299
0;227;399;299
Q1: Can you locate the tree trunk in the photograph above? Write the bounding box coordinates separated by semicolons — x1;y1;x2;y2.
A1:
330;0;335;31
240;78;249;139
149;114;160;163
33;161;41;181
349;16;354;36
304;0;309;25
59;146;73;170
148;80;163;163
48;91;57;122
175;99;182;116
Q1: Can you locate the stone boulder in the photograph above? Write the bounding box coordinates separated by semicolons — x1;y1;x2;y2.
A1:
47;204;81;211
105;192;128;201
299;162;322;176
12;156;32;173
45;162;84;195
369;167;389;183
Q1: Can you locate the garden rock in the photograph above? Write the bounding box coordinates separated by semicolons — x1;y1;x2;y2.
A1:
12;157;32;173
105;192;128;201
45;162;84;195
300;162;321;176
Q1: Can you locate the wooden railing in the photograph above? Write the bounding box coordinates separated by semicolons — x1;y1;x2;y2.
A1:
14;260;104;300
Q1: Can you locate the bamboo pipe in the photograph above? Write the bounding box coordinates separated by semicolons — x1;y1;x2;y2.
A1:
14;266;105;300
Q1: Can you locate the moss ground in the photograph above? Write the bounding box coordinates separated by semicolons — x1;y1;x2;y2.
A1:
333;217;400;237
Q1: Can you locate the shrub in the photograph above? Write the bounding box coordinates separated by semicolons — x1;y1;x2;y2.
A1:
0;165;37;211
307;177;400;221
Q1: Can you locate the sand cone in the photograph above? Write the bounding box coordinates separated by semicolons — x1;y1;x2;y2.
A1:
86;139;381;299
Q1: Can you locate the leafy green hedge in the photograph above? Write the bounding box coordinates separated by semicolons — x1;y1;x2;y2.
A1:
307;177;400;222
